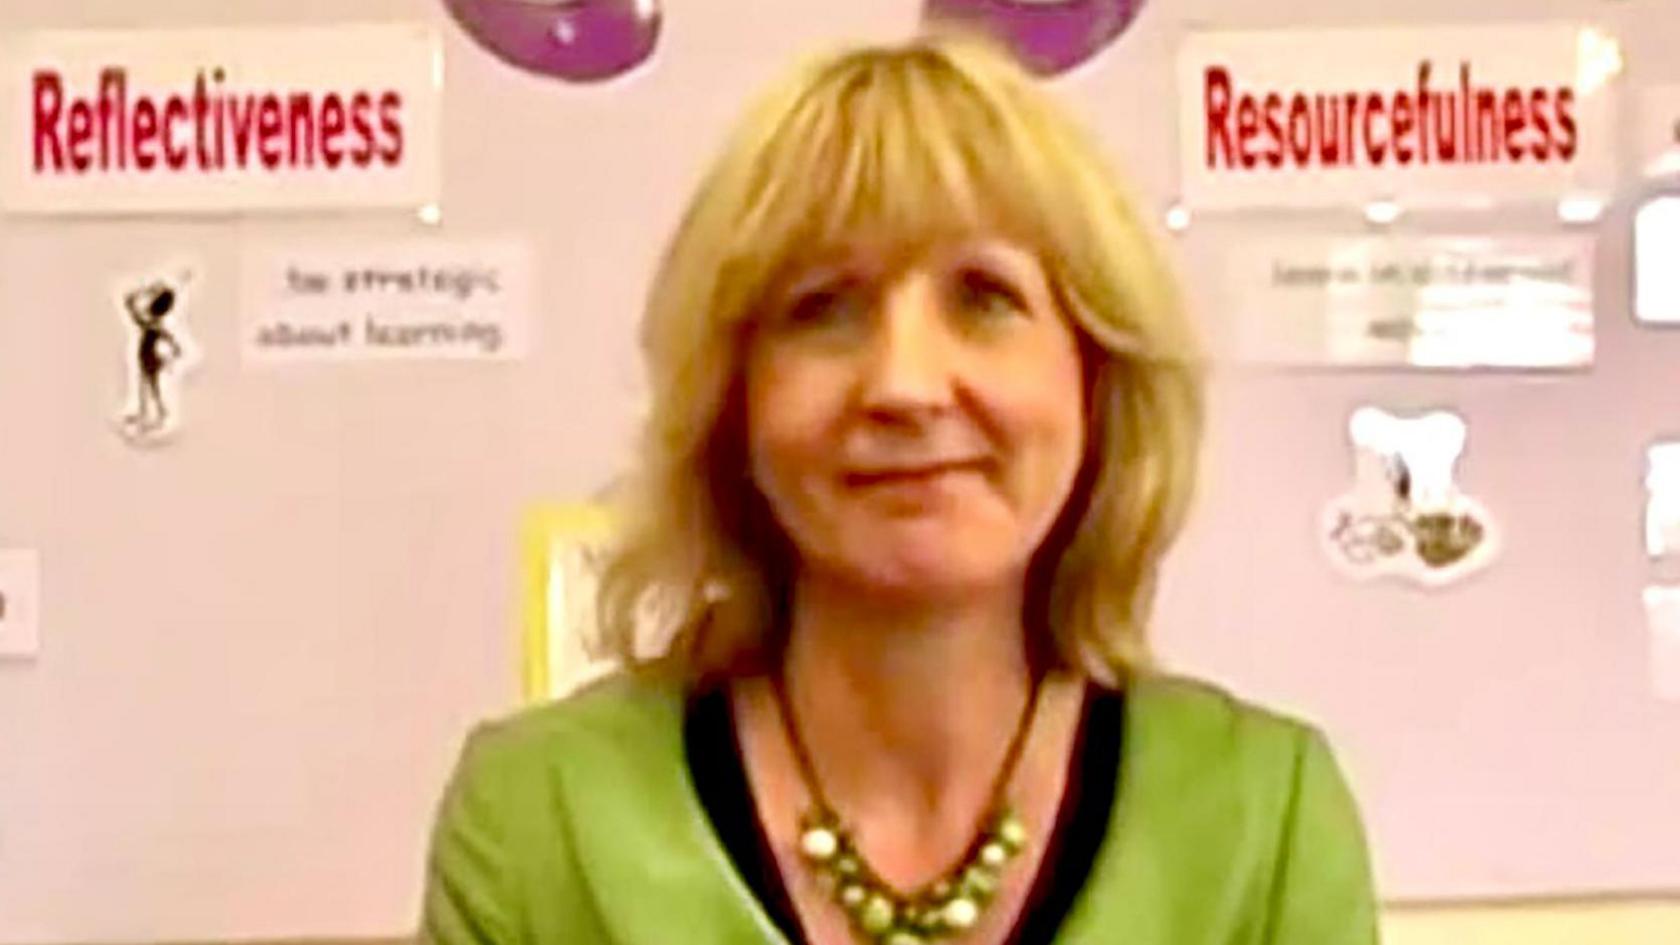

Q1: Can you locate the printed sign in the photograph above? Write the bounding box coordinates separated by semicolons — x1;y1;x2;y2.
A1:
1178;25;1619;209
0;25;441;214
1217;233;1593;368
240;239;533;363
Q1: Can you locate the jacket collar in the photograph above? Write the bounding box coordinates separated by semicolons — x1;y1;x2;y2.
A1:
553;672;1220;944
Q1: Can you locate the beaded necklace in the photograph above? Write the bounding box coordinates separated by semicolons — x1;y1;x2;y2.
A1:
770;671;1044;944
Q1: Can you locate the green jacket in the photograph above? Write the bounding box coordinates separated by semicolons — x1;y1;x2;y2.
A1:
421;670;1379;944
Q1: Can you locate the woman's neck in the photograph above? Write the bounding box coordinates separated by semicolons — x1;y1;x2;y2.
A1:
774;571;1037;834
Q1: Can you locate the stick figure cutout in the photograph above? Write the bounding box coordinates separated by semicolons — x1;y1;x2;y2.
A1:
116;268;198;444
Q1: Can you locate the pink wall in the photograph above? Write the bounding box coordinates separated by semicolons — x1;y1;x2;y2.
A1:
0;0;1676;941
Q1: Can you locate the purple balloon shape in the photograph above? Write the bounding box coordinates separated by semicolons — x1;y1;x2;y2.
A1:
923;0;1146;76
443;0;661;82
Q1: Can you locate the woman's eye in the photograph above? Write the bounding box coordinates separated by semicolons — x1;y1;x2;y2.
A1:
953;269;1027;320
781;283;866;329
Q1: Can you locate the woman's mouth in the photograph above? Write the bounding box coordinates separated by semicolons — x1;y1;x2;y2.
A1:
843;459;989;488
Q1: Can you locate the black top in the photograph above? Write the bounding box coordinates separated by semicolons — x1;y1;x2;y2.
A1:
683;682;1125;944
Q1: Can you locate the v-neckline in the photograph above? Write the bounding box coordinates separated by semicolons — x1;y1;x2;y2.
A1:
554;673;1176;945
684;679;1130;945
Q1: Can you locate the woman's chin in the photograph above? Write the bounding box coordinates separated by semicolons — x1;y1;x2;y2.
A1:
835;547;1015;602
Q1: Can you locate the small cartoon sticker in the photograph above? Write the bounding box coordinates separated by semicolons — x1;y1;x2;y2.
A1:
1321;407;1498;587
116;266;199;445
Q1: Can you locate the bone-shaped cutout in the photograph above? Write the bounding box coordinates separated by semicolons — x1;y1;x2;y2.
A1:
443;0;661;82
922;0;1147;76
1324;406;1496;584
1348;407;1466;510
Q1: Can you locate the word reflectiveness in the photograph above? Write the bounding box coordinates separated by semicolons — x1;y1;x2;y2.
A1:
32;67;406;175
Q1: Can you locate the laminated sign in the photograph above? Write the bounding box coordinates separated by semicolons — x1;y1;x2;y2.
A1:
1178;24;1619;208
0;25;441;214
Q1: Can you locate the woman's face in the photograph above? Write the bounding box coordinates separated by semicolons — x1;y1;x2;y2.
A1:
743;235;1087;601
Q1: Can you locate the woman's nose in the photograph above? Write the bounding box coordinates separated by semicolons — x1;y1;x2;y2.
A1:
856;276;956;417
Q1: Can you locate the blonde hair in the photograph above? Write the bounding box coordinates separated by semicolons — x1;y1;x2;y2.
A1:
595;33;1204;688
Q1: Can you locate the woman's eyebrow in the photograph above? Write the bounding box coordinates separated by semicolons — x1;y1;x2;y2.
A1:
949;242;1046;290
780;266;864;301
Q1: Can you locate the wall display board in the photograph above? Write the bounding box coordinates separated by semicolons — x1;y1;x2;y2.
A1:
3;1;1679;942
1177;24;1620;210
0;24;442;214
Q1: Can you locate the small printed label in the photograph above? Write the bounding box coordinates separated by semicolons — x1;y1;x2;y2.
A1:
241;238;532;362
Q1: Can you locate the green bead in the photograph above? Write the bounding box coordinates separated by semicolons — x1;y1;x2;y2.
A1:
860;894;895;934
799;826;839;862
978;842;1008;868
834;854;860;876
885;932;926;945
943;896;980;930
838;883;866;909
962;865;998;898
996;813;1028;852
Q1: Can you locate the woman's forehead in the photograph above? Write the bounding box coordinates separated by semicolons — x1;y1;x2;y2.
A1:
769;208;1041;272
768;224;1044;288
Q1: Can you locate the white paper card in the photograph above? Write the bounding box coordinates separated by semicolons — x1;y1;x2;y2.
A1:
241;238;533;362
1635;196;1680;326
0;549;41;659
1221;234;1593;368
545;534;617;699
1641;585;1680;701
1646;442;1680;560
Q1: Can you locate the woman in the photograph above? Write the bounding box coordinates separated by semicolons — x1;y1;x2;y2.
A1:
423;34;1378;945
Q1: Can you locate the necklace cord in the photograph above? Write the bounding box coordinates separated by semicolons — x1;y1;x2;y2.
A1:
769;666;1046;834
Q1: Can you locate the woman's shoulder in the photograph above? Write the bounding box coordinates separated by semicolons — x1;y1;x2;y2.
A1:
1123;671;1335;783
424;666;693;942
466;662;687;762
1129;671;1316;728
